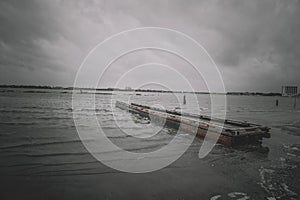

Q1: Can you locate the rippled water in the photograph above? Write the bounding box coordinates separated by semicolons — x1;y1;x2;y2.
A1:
0;88;299;199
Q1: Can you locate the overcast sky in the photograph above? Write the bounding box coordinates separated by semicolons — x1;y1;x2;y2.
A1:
0;0;299;92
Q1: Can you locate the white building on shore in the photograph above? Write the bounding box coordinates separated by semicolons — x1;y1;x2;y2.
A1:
281;86;298;97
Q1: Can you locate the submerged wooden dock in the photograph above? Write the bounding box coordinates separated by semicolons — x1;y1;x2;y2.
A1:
115;101;270;146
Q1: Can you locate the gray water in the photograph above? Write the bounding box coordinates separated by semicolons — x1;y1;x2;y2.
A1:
0;88;299;200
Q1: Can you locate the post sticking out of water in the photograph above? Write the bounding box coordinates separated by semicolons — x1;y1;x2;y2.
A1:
294;96;297;109
183;95;186;105
276;99;279;106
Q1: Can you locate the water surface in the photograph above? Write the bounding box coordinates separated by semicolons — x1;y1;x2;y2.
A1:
0;88;299;199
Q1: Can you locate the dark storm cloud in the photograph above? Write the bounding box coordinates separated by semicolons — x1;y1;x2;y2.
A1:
0;0;299;91
0;1;63;42
213;0;300;69
0;0;67;71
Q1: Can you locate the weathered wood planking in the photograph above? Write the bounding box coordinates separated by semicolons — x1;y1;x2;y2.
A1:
115;101;270;146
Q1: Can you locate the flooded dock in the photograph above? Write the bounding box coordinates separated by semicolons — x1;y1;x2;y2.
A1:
116;101;271;146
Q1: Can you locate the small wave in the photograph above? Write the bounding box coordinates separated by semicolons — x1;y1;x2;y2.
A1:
0;122;36;126
23;90;50;93
26;170;121;177
36;116;72;120
124;143;168;152
30;167;101;175
280;126;300;136
95;93;113;95
8;152;90;158
0;161;98;169
0;139;84;150
3;106;72;111
0;90;15;93
76;108;111;112
0;109;45;114
107;135;131;139
0;107;74;114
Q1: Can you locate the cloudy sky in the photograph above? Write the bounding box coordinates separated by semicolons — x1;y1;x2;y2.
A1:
0;0;299;92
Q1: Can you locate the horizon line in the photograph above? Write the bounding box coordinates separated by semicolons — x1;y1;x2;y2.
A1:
0;84;285;95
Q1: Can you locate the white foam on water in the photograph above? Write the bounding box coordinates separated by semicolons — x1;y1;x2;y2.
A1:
210;194;221;200
227;192;250;200
259;167;275;193
281;183;297;197
259;166;298;199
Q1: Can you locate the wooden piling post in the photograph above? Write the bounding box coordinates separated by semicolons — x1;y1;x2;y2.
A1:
183;95;186;105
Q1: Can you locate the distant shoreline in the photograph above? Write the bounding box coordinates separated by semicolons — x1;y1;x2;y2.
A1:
0;84;283;96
